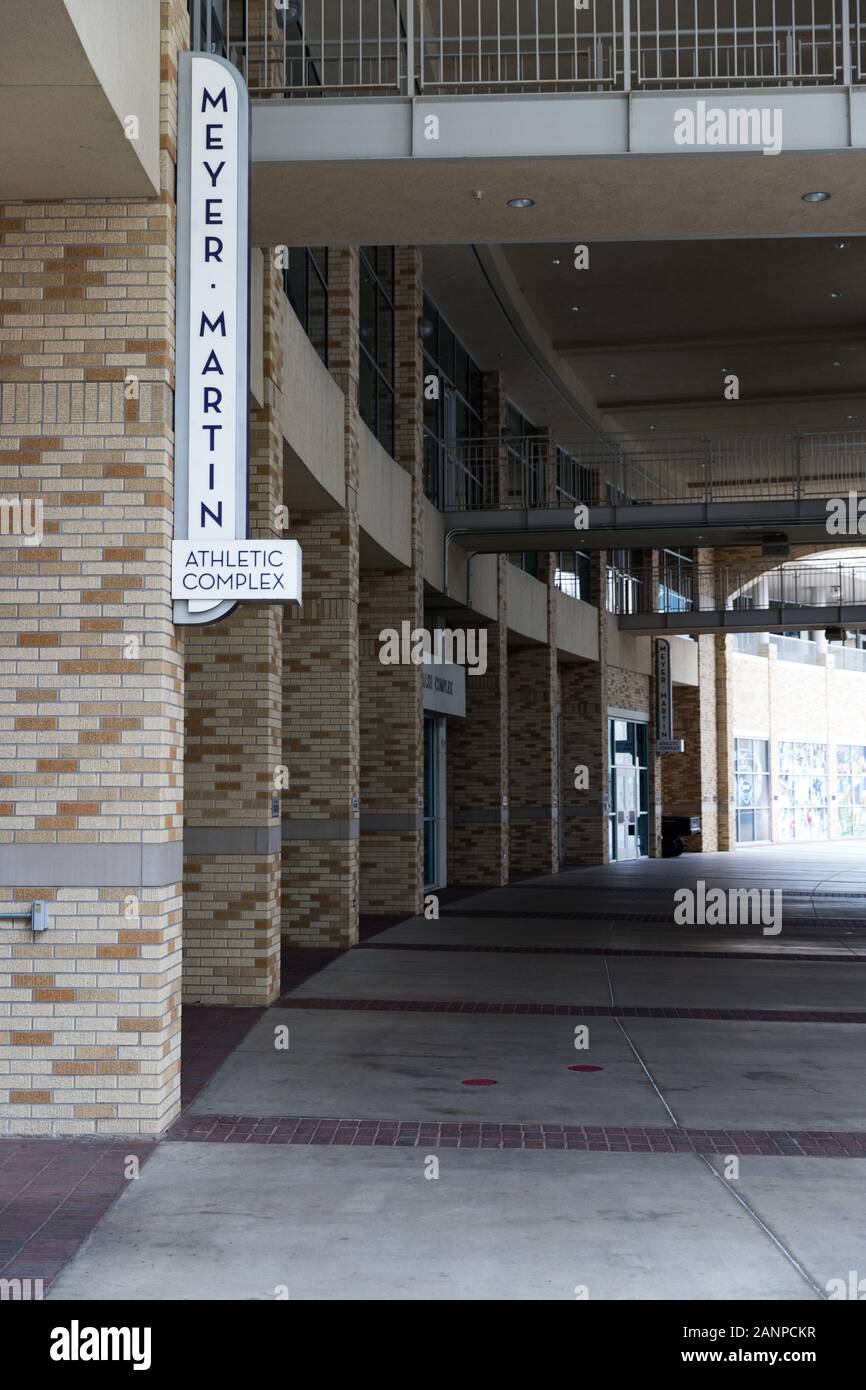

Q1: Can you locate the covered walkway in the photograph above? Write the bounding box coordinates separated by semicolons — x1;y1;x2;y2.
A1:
33;844;866;1301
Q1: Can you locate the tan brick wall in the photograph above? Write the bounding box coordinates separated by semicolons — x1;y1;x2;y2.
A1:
0;0;188;1135
447;561;509;885
508;636;559;876
725;639;866;845
660;637;719;852
282;248;360;946
358;248;424;916
181;256;284;1005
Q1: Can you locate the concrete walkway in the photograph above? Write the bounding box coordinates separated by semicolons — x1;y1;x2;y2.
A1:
48;844;866;1301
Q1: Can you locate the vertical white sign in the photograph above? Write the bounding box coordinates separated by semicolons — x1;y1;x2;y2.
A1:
655;638;673;741
174;52;250;625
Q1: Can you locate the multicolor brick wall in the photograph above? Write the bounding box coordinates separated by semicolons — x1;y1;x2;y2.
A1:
358;248;425;916
282;510;360;946
508;638;559;876
282;249;360;946
447;561;510;885
0;0;188;1135
182;259;284;1005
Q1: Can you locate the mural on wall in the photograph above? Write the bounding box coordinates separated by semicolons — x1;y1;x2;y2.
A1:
778;741;828;841
836;745;866;839
735;737;771;843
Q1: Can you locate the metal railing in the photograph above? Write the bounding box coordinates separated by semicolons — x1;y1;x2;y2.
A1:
731;631;764;653
769;633;821;663
612;560;866;616
430;428;866;510
200;1;860;97
830;642;866;670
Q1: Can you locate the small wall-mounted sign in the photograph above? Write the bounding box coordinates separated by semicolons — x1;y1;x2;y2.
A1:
656;737;686;756
172;540;301;603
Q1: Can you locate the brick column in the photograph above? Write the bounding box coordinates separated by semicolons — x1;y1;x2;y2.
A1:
0;0;188;1136
181;257;285;1006
358;247;424;916
662;635;720;853
447;557;509;884
508;624;560;876
282;249;360;947
560;554;609;865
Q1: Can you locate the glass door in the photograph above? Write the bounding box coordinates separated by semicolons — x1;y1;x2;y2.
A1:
609;718;649;860
424;715;447;889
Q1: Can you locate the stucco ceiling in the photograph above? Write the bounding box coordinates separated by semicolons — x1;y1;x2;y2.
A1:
423;236;866;436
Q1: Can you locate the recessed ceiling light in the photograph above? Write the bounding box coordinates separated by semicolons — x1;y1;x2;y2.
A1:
571;305;580;312
836;241;850;249
830;290;843;299
802;191;831;202
552;258;561;265
833;360;845;367
848;413;859;420
609;372;617;380
507;197;535;208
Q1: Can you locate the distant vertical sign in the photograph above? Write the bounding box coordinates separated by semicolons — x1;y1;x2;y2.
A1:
655;638;673;741
173;51;250;626
655;638;684;754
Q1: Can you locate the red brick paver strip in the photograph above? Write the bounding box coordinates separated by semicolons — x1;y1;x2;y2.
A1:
166;1114;866;1157
0;1136;154;1290
359;940;864;963
275;996;866;1023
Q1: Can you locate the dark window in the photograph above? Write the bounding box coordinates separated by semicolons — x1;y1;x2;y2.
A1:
556;446;593;505
658;547;694;613
505;402;541;570
359;247;395;456
555;551;592;601
188;0;226;56
421;295;484;506
606;549;650;614
284;247;329;367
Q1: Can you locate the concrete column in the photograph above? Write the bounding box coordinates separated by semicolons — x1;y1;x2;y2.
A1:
447;558;510;884
282;248;360;947
0;0;188;1136
358;247;424;915
182;257;285;1006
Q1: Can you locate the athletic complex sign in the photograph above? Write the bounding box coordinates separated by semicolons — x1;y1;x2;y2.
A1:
172;51;301;624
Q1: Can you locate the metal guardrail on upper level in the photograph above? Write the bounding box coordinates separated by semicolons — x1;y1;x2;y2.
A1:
613;560;866;617
424;429;866;511
731;632;866;665
192;1;866;97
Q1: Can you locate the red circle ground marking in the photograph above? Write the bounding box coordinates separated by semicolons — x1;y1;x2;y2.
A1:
568;1064;603;1072
461;1078;497;1086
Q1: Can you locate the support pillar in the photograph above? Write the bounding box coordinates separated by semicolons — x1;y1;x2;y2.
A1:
358;247;424;916
447;558;509;885
508;632;559;877
0;0;188;1135
182;256;285;1005
561;554;610;865
282;248;360;947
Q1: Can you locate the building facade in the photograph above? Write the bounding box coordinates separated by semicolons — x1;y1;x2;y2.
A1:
2;0;865;1137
